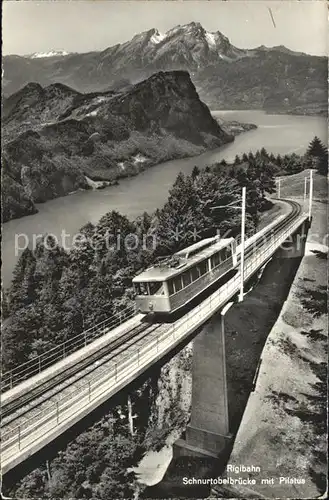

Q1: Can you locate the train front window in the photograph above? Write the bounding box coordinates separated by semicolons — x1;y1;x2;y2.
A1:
168;280;174;295
173;276;183;292
148;281;164;295
136;283;148;295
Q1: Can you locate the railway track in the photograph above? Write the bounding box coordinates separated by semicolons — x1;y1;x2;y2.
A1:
2;321;163;425
1;199;304;429
241;199;302;261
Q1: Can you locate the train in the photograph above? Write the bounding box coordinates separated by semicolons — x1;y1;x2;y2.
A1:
132;235;237;314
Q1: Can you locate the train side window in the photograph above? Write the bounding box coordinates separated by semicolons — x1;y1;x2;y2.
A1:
182;271;192;287
173;276;183;292
198;260;207;276
211;252;220;268
167;280;174;296
148;281;164;295
191;266;199;281
222;247;229;260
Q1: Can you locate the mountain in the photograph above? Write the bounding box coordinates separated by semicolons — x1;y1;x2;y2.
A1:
2;70;232;222
29;50;71;59
3;22;327;114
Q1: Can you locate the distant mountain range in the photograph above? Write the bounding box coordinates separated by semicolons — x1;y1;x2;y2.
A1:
29;50;71;59
2;71;232;222
3;22;327;114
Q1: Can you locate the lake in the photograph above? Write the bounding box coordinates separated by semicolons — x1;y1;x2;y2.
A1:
2;110;327;287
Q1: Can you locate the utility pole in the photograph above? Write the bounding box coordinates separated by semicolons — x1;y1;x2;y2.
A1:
239;187;246;303
46;460;52;482
277;178;281;199
308;169;313;221
127;395;137;436
210;187;247;303
303;176;308;204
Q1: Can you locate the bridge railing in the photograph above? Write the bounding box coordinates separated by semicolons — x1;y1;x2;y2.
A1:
1;214;307;465
1;305;136;393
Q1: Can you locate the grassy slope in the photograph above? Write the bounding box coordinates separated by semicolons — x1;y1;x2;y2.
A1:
221;171;328;498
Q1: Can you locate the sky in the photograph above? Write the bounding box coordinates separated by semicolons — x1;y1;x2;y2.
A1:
2;1;328;57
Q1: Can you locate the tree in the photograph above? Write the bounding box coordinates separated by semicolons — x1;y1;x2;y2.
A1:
156;172;203;255
248;152;255;163
260;147;269;159
317;150;328;176
307;136;327;158
8;248;37;313
195;170;243;236
306;137;328;176
191;165;200;180
2;305;43;371
234;154;241;165
2;289;10;319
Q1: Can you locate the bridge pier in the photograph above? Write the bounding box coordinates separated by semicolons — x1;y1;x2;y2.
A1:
174;310;232;458
174;219;310;459
276;219;309;259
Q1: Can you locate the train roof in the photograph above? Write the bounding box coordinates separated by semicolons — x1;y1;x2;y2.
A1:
132;236;234;283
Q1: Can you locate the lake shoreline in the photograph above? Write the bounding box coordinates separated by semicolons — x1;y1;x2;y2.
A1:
2;110;326;288
3;116;257;225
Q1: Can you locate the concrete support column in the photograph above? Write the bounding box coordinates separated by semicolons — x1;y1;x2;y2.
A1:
276;221;309;259
174;310;231;458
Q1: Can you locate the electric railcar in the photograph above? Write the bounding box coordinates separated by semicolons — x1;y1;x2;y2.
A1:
133;236;237;314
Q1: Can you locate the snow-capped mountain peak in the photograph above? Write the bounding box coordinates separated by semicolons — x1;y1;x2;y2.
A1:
150;29;166;45
29;50;70;59
205;31;217;48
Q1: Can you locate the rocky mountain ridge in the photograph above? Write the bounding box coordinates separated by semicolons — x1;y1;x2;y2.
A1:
2;70;232;222
3;22;327;114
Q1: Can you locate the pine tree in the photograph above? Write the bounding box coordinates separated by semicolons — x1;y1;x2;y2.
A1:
195;170;241;236
306;137;328;176
191;165;200;180
307;136;327;158
234;154;241;165
156;173;202;255
8;248;37;313
260;147;269;158
317;150;328;176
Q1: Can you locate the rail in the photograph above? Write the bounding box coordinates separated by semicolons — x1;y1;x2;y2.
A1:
1;211;307;465
1;306;136;392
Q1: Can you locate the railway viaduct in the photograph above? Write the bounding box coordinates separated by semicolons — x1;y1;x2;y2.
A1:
1;201;309;475
175;217;308;459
